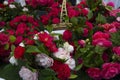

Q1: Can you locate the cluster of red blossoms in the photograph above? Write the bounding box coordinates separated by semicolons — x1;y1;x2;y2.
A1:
9;15;39;45
38;32;58;52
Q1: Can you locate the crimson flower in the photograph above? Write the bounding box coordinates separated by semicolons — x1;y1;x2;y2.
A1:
14;46;25;59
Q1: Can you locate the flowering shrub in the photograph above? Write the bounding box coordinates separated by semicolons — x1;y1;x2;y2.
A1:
0;0;120;80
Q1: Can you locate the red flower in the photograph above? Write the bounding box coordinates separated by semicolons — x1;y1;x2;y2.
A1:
0;33;9;45
20;15;28;22
8;0;14;4
37;0;54;6
62;30;72;41
52;18;60;24
81;8;89;16
40;15;50;25
16;23;27;35
0;21;5;27
38;32;53;43
0;4;5;8
68;8;78;18
14;46;25;59
6;30;15;35
0;46;10;57
51;60;71;80
25;38;35;45
87;68;101;80
15;36;23;45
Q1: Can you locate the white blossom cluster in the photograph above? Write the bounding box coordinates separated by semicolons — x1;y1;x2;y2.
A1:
19;66;38;80
54;42;76;70
35;53;54;68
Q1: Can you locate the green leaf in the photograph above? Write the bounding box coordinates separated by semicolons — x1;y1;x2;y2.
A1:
11;45;15;52
46;25;53;33
105;6;113;11
38;69;57;80
87;11;93;20
9;35;16;43
26;45;41;53
95;46;106;54
69;74;78;79
117;13;120;17
0;64;21;80
70;17;78;25
75;64;83;71
4;44;9;50
96;14;107;24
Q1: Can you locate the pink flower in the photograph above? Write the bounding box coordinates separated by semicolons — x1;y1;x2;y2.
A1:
19;66;38;80
107;2;114;8
8;0;14;4
86;21;93;30
83;28;88;37
62;30;72;41
78;40;86;48
87;68;101;80
92;38;112;47
101;63;120;79
0;33;9;45
52;18;60;24
113;46;120;56
35;53;54;68
92;31;110;40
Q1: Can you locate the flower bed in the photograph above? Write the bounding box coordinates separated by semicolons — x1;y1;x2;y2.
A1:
0;0;120;80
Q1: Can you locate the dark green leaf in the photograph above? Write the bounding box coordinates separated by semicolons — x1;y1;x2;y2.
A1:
26;45;41;53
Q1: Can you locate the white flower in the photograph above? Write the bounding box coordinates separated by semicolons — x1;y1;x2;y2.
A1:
65;58;76;70
33;34;38;40
22;7;28;12
53;35;59;40
9;56;18;65
54;48;70;60
35;54;54;68
9;4;16;9
63;42;74;53
19;66;38;80
0;29;5;32
0;78;5;80
19;42;25;47
15;0;26;7
117;17;120;21
3;1;8;5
